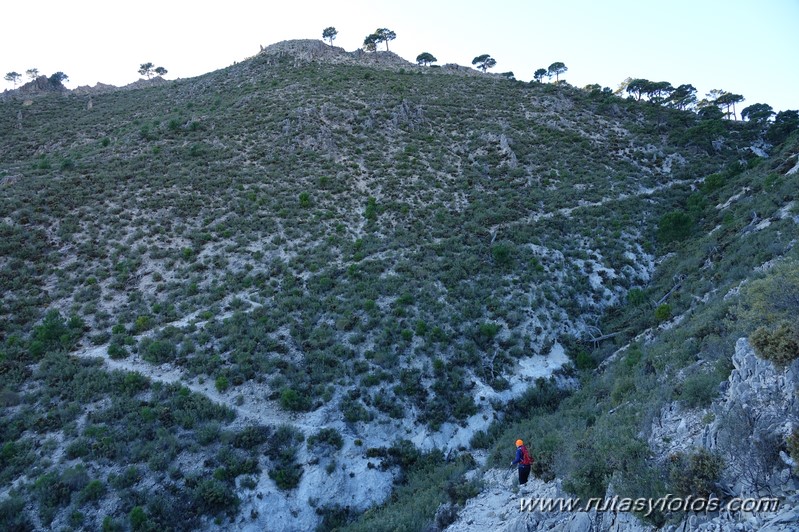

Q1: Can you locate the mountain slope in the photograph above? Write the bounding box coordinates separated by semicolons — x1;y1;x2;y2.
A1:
1;40;795;530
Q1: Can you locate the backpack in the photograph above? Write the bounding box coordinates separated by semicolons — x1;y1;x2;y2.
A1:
520;445;533;466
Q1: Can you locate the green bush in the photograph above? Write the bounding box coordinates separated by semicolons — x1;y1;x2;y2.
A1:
737;260;799;329
364;196;378;221
491;241;514;267
108;342;128;359
657;211;692;244
340;397;372;422
787;429;799;473
573;349;596;370
269;466;302;490
141;339;176;363
749;322;799;367
215;375;230;392
0;495;31;531
308;428;344;450
33;467;87;525
78;479;106;503
342;452;475;532
110;467;142;490
192;478;239;514
700;173;724;194
103;515;124;532
654;304;672;322
134;315;153;333
668;448;724;497
680;371;721;407
129;506;147;531
231;425;270;449
29;310;83;359
266;426;304;491
279;388;311;412
626;288;647;306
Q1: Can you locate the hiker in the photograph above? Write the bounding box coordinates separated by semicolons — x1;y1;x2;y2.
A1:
510;439;533;485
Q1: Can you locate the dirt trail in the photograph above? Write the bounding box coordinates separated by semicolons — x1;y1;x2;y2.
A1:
489;177;701;238
72;292;320;432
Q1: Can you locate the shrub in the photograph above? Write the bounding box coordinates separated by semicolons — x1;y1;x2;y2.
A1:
215;375;230;393
78;479;106;503
749;322;799;367
316;505;355;530
279;388;311;412
188;144;205;157
266;425;304;491
787;429;799;473
700;173;724;194
108;342;128;360
0;496;31;531
269;466;302;490
141;339;176;363
657;211;692;243
129;506;147;531
573;349;596;370
668;448;724;497
134;315;153;333
491;241;514;267
33;468;85;525
232;425;270;449
340;397;372;423
474;322;500;349
29;310;83;358
110;467;141;490
193;478;239;514
680;371;721;408
654;304;672;322
626;288;647;306
103;515;124;532
737;261;799;328
308;428;344;450
364;196;378;221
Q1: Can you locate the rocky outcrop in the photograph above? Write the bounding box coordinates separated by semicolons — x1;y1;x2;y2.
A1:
122;76;169;90
652;338;798;499
256;40;499;77
72;82;119;95
1;75;68;99
258;39;423;72
705;338;799;497
258;39;477;73
641;338;798;530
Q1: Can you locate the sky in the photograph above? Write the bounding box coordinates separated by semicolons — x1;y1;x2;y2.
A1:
2;0;797;113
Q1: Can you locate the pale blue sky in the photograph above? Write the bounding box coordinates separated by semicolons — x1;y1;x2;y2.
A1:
2;0;797;112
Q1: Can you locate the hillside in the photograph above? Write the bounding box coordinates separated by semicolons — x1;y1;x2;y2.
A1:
1;40;797;531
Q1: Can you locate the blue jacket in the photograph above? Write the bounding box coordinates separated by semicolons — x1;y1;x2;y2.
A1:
512;445;530;468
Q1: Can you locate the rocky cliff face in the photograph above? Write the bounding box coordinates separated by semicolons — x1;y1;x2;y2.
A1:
448;338;799;531
710;338;798;497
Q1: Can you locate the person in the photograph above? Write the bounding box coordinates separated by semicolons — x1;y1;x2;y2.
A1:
510;439;533;485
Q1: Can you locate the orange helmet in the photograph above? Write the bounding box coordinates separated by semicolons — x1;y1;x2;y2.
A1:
516;439;523;446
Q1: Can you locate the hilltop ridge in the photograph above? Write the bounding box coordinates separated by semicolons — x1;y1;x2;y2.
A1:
0;38;497;102
257;39;489;77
